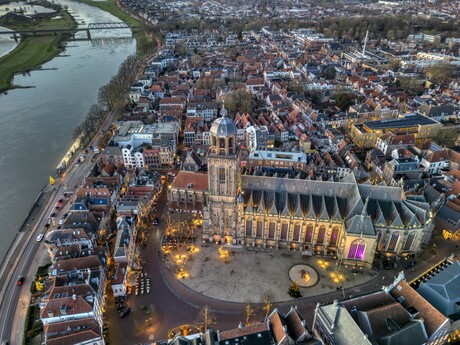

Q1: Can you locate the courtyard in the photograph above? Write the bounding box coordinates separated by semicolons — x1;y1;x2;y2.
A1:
163;235;377;303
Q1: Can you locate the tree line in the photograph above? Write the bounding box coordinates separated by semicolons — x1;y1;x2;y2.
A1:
72;54;142;148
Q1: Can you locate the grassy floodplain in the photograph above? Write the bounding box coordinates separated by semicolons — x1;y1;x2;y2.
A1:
77;0;152;56
0;2;76;91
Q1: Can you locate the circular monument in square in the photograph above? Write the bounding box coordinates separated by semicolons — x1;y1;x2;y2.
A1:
289;264;319;288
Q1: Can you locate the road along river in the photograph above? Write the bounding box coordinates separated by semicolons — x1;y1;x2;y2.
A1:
0;0;136;260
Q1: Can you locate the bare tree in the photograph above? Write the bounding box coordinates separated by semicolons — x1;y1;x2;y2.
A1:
262;293;273;320
196;305;216;332
245;303;255;326
98;84;115;110
72;124;82;141
89;103;106;125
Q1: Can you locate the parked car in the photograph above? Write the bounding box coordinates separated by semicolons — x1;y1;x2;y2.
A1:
118;307;131;318
36;234;44;242
58;217;66;226
153;218;159;226
16;276;24;285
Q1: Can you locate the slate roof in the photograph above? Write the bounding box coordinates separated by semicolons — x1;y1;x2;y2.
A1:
417;261;460;316
241;174;428;230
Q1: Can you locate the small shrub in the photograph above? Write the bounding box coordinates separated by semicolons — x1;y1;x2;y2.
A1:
288;282;302;298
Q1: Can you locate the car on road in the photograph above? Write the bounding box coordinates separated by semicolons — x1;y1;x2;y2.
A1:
16;276;24;285
153;217;159;225
36;234;44;242
118;307;130;318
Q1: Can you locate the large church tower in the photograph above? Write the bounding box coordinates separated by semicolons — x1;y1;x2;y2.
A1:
203;106;240;242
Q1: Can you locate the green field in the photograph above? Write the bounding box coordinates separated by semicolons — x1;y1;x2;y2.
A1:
0;5;76;91
0;35;63;91
77;0;153;56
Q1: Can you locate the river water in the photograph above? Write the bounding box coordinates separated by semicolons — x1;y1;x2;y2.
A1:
0;0;136;259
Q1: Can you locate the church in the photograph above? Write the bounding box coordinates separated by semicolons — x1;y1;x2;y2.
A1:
169;109;434;268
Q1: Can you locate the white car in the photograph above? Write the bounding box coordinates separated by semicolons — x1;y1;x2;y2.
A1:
36;234;44;242
58;218;66;226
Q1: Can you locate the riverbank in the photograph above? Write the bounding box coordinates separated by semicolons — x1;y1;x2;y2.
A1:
0;1;76;91
78;0;153;56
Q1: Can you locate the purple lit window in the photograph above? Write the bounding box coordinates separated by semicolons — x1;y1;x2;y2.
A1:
305;225;313;243
329;227;339;246
347;240;366;260
317;226;326;244
293;224;301;242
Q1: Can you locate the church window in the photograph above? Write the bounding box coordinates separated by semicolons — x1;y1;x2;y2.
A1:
403;232;416;251
293;224;301;242
268;222;276;239
256;220;263;238
305;224;313;243
387;232;399;252
245;219;253;237
329;227;339;246
281;223;288;240
347;239;366;260
317;226;326;244
218;167;225;184
376;231;382;250
219;138;225;148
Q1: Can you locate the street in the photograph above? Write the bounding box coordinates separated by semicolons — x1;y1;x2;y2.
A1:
105;196;460;344
0;148;98;344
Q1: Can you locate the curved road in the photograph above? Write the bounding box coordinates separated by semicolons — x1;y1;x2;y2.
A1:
107;198;460;344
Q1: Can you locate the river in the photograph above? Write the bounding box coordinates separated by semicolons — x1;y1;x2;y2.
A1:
0;0;136;260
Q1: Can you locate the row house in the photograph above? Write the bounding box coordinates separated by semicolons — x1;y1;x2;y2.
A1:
313;274;452;345
159;96;185;111
375;132;416;158
186;101;218;121
421;149;460;174
45;228;96;261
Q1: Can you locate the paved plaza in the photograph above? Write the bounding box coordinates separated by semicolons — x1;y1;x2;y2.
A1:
164;238;377;303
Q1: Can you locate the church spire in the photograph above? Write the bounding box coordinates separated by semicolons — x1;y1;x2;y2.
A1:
220;102;227;118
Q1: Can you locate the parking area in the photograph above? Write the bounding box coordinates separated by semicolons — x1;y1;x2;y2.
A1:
134;272;151;296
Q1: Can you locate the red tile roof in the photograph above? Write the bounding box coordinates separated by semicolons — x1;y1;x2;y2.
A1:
389;280;448;336
170;171;208;191
219;322;268;341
